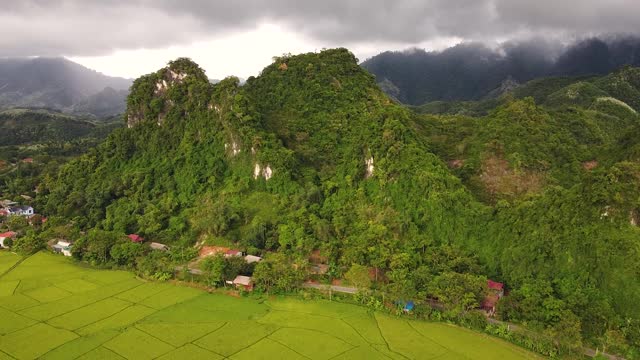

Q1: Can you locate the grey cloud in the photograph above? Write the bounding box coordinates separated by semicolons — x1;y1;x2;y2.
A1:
1;0;639;56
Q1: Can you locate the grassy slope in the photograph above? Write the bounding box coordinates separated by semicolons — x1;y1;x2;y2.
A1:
0;252;538;360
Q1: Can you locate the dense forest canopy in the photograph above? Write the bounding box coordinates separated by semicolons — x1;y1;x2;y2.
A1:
0;108;122;199
35;49;640;355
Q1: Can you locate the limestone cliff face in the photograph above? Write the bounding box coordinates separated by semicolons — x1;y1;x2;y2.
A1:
125;58;209;128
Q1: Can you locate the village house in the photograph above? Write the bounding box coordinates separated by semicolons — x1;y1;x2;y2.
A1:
128;234;144;243
150;242;169;251
6;205;34;217
0;231;17;248
488;279;505;297
224;249;243;258
244;255;262;264
482;279;505;316
51;240;73;257
231;275;253;291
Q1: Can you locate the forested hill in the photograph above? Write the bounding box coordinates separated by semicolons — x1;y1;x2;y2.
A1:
39;49;640;355
0;57;130;117
0;108;122;147
362;36;640;105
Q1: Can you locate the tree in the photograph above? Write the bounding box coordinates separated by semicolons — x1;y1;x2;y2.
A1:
253;253;304;293
189;195;239;237
386;268;417;302
12;233;44;255
76;230;122;264
2;237;13;248
345;263;372;290
200;254;225;287
429;272;487;315
136;250;173;280
223;255;249;281
544;310;583;355
110;240;144;266
4;216;29;232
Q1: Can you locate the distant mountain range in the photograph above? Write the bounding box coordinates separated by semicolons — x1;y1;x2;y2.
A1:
0;57;131;118
362;36;640;105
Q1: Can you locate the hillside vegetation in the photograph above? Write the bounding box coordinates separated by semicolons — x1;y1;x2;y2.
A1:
35;49;640;357
0;109;122;199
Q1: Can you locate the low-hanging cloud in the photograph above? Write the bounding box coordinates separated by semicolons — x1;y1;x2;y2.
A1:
1;0;639;57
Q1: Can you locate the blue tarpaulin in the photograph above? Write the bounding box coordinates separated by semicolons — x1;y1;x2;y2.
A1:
404;301;415;311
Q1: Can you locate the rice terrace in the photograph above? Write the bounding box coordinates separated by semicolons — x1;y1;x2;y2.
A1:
0;251;538;360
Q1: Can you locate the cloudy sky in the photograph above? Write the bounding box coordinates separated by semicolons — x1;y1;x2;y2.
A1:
2;0;639;80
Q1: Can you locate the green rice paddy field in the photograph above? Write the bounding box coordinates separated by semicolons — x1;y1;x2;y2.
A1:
0;252;539;359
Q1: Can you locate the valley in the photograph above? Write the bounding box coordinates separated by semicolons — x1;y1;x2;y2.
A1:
0;47;638;359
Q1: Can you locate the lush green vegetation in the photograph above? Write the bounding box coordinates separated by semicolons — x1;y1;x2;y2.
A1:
25;49;640;357
0;108;121;147
0;108;121;200
0;252;537;360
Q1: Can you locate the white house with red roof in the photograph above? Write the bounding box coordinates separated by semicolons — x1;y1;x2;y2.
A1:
224;249;242;258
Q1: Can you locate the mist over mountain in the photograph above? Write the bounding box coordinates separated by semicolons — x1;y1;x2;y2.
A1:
362;36;640;105
0;57;131;117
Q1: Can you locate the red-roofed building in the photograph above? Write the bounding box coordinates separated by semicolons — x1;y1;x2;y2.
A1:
128;234;144;243
225;249;243;258
487;280;504;297
483;279;505;316
21;158;34;164
230;275;253;291
0;231;17;248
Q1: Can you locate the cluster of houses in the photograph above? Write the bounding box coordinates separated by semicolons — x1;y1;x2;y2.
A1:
47;233;172;258
4;219;511;311
0;201;38;249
